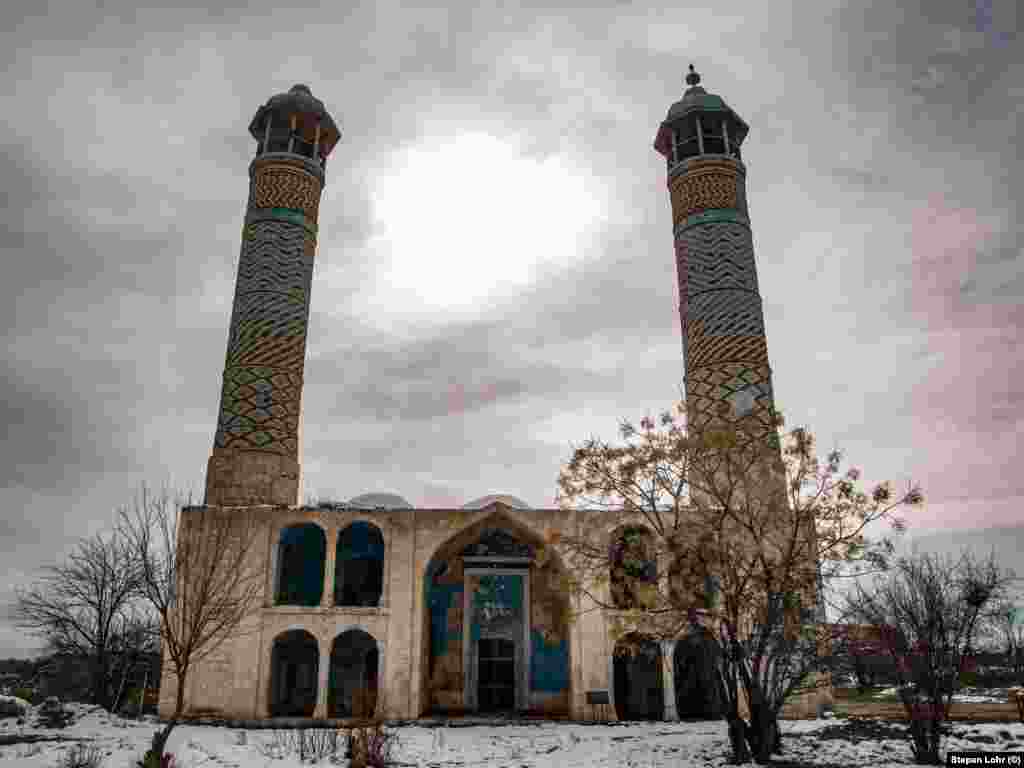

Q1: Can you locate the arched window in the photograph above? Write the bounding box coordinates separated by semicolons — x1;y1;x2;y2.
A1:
269;629;319;717
609;527;657;610
329;629;379;718
276;523;326;606
335;522;385;607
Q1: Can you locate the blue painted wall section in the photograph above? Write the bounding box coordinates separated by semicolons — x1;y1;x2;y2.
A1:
428;582;463;657
530;630;569;691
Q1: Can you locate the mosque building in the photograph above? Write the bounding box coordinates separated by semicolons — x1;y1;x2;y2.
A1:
158;71;827;722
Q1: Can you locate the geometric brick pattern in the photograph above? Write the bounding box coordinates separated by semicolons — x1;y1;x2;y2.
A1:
235;220;315;296
684;361;776;439
676;222;759;295
668;155;778;448
249;158;323;223
213;366;302;455
668;158;743;228
210;156;323;471
684;290;768;370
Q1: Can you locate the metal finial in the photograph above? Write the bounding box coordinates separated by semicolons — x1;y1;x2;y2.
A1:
685;64;701;87
291;84;311;94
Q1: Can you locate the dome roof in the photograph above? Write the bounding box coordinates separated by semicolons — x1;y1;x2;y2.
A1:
461;494;532;510
347;492;412;510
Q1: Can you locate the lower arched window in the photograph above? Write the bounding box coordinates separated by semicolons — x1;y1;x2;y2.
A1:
269;629;319;717
328;629;379;718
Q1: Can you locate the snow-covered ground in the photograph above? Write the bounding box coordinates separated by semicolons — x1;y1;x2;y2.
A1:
1;703;1023;767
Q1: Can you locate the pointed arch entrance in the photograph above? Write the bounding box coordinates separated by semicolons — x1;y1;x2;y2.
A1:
421;510;572;717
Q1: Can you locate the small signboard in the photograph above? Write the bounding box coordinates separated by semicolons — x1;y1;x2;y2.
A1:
586;689;611;721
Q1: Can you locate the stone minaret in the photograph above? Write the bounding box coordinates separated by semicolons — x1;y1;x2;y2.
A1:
654;65;778;446
205;84;340;507
656;68;826;626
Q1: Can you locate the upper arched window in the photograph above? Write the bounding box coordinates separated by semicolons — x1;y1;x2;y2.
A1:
335;521;385;607
609;526;658;610
275;523;326;606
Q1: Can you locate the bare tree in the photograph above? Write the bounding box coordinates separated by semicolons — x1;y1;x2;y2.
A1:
108;606;161;713
842;550;1014;764
554;402;922;764
989;600;1024;680
116;485;263;766
13;530;141;709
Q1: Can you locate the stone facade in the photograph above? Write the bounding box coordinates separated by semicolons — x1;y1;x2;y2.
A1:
157;502;831;721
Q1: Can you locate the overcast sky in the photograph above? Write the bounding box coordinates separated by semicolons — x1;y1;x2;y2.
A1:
1;0;1020;657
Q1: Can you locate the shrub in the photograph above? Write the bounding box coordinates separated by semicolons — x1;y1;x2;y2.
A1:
348;724;400;768
37;697;74;729
58;743;106;768
256;729;345;764
137;750;177;768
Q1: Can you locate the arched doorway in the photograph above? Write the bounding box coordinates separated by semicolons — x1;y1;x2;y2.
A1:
269;629;319;716
335;522;385;607
613;633;664;721
328;629;379;718
421;513;572;717
275;523;326;606
674;628;724;718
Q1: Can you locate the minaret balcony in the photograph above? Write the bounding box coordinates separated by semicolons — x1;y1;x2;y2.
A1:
257;135;324;165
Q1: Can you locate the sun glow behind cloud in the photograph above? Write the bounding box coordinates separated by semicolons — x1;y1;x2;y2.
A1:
359;132;605;326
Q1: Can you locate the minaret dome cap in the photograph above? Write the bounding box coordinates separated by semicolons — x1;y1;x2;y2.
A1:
653;64;749;158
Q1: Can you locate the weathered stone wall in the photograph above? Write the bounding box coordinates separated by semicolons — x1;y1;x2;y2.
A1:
158;502;828;723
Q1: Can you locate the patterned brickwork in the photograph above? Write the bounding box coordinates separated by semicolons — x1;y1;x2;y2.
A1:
249;158;322;223
676;222;759;295
209;154;324;494
685;362;777;439
684;290;768;370
213;367;303;455
668;158;745;228
668;157;777;447
235;220;315;295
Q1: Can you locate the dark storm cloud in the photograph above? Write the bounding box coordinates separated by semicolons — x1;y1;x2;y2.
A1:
0;362;102;491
